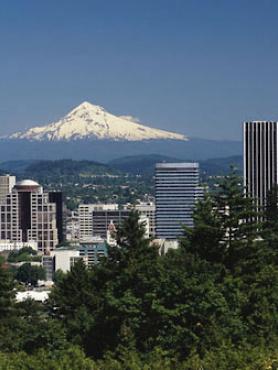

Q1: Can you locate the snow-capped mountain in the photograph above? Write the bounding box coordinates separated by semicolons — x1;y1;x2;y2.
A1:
9;101;187;142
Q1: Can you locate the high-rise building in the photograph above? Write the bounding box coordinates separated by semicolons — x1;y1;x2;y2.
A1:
49;191;64;244
0;179;60;252
0;175;16;204
155;162;202;240
243;121;278;207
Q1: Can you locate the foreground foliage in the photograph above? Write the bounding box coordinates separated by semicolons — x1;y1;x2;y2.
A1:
1;172;278;369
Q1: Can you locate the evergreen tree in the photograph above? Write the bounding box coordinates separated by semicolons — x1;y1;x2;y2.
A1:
0;263;15;319
41;185;278;362
87;211;163;357
182;170;264;274
263;185;278;257
182;193;225;263
215;170;262;271
16;263;46;286
49;260;96;348
0;262;23;352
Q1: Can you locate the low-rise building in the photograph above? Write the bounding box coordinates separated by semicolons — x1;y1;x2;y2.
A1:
79;241;108;266
0;240;38;252
42;248;81;280
42;240;107;280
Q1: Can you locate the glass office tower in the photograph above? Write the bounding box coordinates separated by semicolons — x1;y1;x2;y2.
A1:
244;121;278;207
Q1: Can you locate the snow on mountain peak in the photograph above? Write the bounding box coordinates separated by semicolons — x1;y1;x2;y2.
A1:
9;101;188;142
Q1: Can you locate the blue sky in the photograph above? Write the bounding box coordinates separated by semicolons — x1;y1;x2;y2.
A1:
0;0;278;140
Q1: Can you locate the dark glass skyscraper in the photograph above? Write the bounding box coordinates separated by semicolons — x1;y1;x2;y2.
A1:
155;162;202;240
244;121;278;207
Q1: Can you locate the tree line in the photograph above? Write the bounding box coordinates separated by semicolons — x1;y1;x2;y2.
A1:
1;171;278;369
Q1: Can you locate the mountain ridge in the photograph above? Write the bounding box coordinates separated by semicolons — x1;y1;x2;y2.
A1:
0;156;243;179
0;137;242;162
109;154;243;176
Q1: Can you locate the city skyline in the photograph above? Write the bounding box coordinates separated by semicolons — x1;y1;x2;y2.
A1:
1;1;278;141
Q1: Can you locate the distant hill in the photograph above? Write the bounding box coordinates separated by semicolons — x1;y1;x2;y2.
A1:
0;160;36;174
0;159;153;209
109;154;182;175
110;154;243;177
200;155;242;176
0;156;243;181
0;159;119;182
24;159;116;177
0;137;242;162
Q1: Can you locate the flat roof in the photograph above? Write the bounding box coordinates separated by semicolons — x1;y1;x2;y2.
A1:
155;162;199;168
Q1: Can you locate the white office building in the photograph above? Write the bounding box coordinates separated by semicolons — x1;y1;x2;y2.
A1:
155;162;202;240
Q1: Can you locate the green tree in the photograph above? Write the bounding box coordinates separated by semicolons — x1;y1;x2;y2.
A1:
183;170;265;274
16;263;46;286
49;260;96;348
263;185;278;257
8;247;37;263
47;185;278;362
0;262;22;352
182;193;225;263
16;298;69;354
214;170;263;272
0;346;95;370
50;212;164;358
53;269;66;284
179;170;278;353
0;263;15;319
90;211;163;356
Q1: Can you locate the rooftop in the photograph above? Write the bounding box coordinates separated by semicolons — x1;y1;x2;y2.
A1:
155;162;199;169
15;179;40;187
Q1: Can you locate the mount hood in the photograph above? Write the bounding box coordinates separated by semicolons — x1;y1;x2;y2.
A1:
9;101;187;142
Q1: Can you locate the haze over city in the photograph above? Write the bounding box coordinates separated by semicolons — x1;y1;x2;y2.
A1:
1;0;278;140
